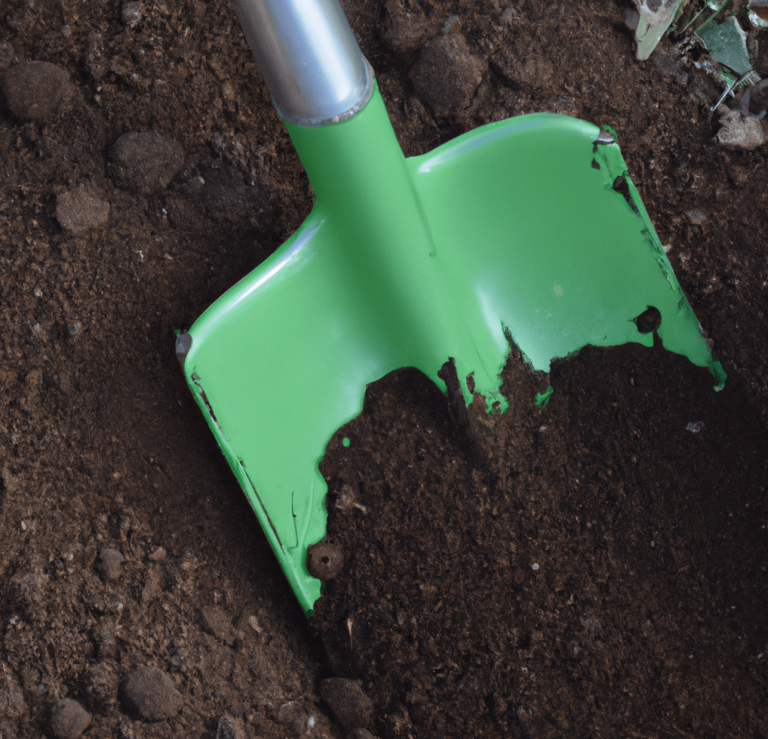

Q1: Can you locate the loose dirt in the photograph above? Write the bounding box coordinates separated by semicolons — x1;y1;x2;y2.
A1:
1;0;767;737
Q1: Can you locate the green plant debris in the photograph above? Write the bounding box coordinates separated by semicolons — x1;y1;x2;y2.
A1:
629;0;688;60
697;16;753;75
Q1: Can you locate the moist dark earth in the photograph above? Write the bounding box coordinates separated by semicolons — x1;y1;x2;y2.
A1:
1;0;768;737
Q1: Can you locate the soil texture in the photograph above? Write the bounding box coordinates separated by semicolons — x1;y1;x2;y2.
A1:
1;0;768;737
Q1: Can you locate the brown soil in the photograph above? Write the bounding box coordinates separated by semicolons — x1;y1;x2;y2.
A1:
1;0;767;738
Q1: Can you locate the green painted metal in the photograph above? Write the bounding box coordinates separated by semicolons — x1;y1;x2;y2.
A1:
182;84;725;617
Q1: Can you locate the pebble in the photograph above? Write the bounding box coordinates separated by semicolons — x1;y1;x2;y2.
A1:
56;184;110;234
123;666;183;721
410;34;486;117
685;208;706;226
85;661;118;708
349;730;379;739
320;678;374;731
216;714;245;739
306;541;344;581
201;605;236;645
0;664;27;719
96;548;124;581
49;699;91;739
122;1;142;27
717;106;767;149
110;131;185;195
1;61;69;122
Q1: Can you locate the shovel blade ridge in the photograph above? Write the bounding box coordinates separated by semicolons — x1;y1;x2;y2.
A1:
183;87;724;616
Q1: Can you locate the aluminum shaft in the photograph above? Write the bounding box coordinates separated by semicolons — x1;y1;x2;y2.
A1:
229;0;374;126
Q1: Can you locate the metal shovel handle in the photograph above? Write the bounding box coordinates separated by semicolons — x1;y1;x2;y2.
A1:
229;0;374;126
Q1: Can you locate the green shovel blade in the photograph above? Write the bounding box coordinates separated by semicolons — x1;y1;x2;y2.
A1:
181;85;724;616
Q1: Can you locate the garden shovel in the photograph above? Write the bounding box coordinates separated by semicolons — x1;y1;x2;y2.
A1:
177;0;725;616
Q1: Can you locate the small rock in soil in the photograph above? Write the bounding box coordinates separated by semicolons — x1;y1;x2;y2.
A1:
123;666;183;721
97;548;124;581
410;34;486;117
306;541;344;581
717;106;767;149
320;678;374;731
1;61;69;121
216;714;245;739
110;131;185;194
201;605;236;645
56;184;110;234
85;661;118;709
49;699;91;739
122;1;142;27
0;664;27;719
349;730;379;739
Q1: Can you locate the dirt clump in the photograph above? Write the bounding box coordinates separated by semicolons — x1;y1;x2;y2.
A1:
49;698;91;739
1;60;69;121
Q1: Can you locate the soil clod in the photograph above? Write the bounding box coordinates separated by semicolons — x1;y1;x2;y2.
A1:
109;131;185;195
85;662;119;709
410;34;486;117
96;548;124;581
123;666;183;722
320;678;374;731
1;61;69;121
201;605;236;645
55;184;110;235
49;699;91;739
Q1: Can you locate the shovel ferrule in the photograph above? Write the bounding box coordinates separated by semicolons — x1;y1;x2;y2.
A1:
229;0;374;125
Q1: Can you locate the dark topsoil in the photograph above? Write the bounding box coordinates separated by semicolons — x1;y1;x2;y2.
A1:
1;0;768;737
